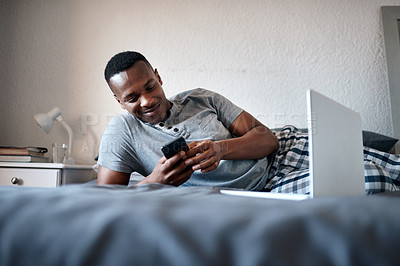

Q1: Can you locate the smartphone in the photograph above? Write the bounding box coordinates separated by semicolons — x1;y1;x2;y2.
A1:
161;136;189;159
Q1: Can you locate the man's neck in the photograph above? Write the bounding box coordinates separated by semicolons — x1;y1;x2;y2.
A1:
163;101;173;121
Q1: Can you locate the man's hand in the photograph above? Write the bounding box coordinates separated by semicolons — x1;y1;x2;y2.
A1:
138;151;194;186
184;140;224;173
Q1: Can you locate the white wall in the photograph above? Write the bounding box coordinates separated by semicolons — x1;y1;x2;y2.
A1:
1;0;399;165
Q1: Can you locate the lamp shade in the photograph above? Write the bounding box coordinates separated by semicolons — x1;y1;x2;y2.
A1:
33;107;75;164
33;107;62;133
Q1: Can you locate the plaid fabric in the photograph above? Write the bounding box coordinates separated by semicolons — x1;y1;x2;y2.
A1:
363;147;400;194
264;126;400;195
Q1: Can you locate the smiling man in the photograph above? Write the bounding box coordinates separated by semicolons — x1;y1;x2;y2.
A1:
97;51;279;189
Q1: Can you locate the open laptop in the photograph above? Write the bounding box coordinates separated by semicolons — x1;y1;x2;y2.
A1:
221;89;365;200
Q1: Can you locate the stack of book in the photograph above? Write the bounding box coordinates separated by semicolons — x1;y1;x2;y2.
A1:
0;147;49;163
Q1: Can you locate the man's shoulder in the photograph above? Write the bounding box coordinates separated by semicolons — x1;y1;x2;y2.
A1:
107;111;140;128
170;88;220;102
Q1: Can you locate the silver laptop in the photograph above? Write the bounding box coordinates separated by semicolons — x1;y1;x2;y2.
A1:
221;89;365;200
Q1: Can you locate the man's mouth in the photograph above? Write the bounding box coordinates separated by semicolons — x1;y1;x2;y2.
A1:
143;103;161;116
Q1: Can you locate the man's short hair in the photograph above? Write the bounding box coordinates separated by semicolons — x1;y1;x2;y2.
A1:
104;51;152;84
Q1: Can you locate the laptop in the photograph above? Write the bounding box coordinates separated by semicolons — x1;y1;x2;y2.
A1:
221;89;365;200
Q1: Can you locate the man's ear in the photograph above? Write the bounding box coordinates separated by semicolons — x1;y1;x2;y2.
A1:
154;68;163;86
114;95;126;109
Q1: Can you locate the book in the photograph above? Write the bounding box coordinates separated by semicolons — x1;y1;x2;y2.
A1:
0;155;49;163
0;146;48;157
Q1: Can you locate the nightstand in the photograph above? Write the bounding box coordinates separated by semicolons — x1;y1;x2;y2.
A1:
0;162;96;187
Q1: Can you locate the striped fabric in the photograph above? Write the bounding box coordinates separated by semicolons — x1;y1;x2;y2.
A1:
264;126;400;195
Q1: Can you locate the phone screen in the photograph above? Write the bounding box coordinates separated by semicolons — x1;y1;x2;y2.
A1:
161;136;189;159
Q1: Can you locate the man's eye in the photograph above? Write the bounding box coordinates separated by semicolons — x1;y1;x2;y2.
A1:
146;85;156;91
127;97;138;103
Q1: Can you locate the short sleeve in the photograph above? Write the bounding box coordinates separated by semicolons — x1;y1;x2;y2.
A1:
194;89;243;129
98;114;138;173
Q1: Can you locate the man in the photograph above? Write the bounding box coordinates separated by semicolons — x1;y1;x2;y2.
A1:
97;51;279;189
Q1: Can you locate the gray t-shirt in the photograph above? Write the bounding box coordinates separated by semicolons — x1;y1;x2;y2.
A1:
98;88;270;190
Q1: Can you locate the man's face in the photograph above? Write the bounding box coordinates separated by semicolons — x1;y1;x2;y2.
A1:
110;61;171;124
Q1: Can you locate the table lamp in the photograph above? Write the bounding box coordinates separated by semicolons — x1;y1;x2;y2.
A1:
33;107;75;164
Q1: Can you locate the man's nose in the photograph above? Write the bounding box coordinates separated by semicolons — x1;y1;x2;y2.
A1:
140;94;152;107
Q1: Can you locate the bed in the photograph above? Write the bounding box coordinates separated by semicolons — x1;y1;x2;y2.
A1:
1;128;399;266
0;184;400;266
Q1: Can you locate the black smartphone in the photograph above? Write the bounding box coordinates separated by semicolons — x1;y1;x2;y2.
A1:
161;136;189;159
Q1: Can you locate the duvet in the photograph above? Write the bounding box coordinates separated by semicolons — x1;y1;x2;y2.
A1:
0;184;400;266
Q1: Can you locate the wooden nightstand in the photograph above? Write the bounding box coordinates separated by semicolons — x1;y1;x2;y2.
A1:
0;162;96;187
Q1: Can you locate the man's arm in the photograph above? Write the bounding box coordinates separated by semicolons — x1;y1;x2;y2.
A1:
220;111;279;159
97;165;131;185
185;111;279;173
